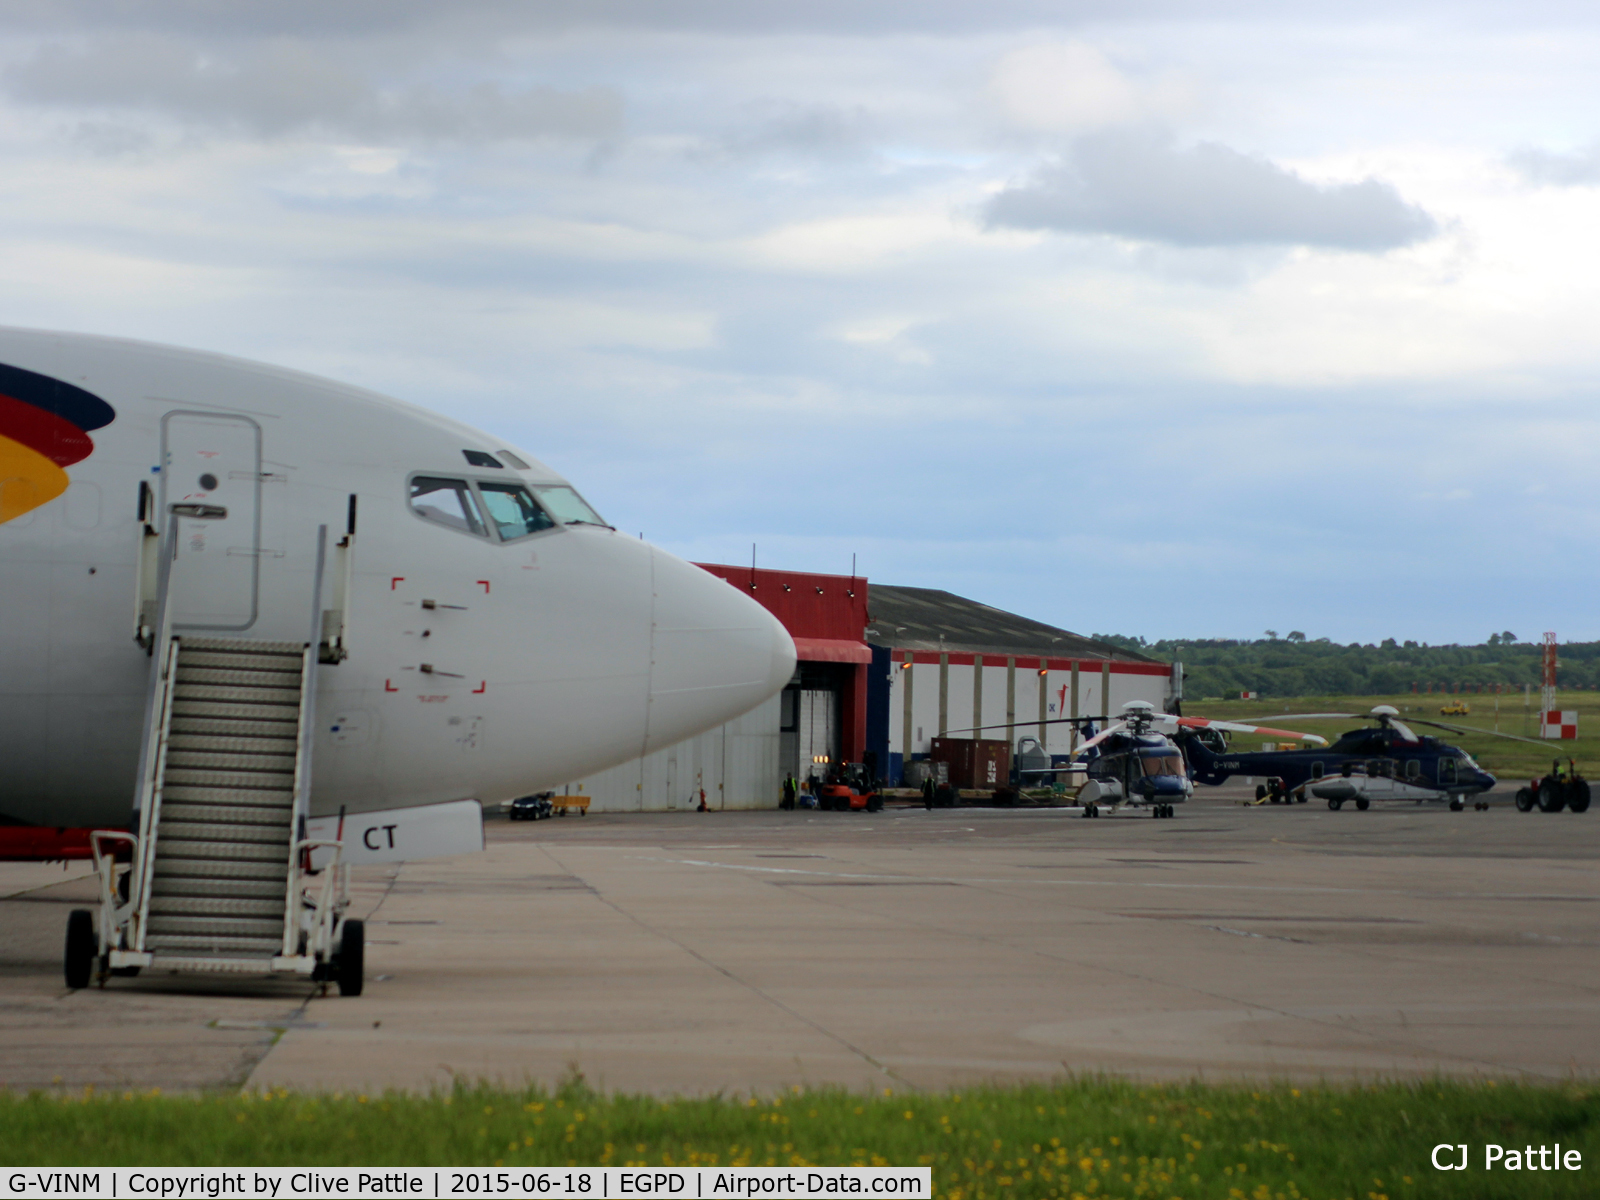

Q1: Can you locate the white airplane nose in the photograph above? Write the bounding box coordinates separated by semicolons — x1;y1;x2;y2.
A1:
644;549;796;752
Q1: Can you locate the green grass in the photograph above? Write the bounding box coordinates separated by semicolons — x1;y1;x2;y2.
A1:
2;1079;1597;1199
1193;691;1600;784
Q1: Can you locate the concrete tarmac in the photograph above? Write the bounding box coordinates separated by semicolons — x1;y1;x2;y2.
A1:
3;789;1596;1095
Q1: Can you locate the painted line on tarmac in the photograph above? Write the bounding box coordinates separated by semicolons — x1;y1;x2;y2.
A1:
635;856;1598;901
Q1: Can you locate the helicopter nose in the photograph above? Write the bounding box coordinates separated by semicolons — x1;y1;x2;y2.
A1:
644;548;796;752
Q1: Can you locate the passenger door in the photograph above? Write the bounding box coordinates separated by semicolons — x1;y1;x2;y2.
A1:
161;411;261;630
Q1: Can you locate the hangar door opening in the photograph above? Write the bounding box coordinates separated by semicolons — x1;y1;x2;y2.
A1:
781;662;850;784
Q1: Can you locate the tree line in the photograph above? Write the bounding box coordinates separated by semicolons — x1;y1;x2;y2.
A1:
1090;632;1600;699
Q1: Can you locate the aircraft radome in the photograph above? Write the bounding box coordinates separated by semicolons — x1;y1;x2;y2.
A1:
0;325;797;865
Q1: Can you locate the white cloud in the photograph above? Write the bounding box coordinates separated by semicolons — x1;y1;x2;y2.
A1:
990;41;1194;133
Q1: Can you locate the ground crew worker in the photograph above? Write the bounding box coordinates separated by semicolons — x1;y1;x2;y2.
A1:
921;775;935;810
781;773;797;810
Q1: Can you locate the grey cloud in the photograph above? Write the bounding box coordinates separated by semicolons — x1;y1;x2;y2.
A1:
0;0;1431;38
985;131;1438;251
1507;144;1600;186
694;103;871;162
4;36;621;141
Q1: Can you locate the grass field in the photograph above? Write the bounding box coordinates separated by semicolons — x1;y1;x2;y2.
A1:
2;1079;1596;1199
1192;691;1600;784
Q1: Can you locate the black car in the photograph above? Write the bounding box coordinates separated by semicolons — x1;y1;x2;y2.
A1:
508;792;555;821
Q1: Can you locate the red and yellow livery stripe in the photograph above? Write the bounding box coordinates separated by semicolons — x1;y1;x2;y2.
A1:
0;362;114;524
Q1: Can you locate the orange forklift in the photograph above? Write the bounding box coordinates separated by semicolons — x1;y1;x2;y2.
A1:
816;762;884;812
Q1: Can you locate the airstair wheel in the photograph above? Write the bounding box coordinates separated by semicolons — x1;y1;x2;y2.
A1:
337;919;365;996
64;909;96;989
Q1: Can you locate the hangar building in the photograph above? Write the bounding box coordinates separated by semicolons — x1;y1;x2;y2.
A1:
558;565;1170;811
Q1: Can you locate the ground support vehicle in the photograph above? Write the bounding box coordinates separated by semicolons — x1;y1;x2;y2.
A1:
67;529;362;995
509;793;555;821
1253;777;1305;805
820;763;883;812
1514;763;1592;814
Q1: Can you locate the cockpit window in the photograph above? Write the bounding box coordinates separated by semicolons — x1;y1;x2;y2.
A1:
409;476;486;536
462;450;503;469
531;485;609;527
1141;754;1183;777
477;481;556;541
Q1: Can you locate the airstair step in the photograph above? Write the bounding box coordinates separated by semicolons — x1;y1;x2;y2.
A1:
171;682;302;706
179;650;304;673
168;716;299;740
179;636;304;656
157;819;290;846
161;801;292;827
167;732;299;756
145;933;284;956
176;666;303;691
149;895;285;919
154;858;288;882
154;838;288;863
169;699;300;724
165;748;298;773
161;784;293;808
151;876;286;900
149;913;284;938
163;766;295;791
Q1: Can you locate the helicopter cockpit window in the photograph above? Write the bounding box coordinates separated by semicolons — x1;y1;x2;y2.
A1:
1439;758;1458;784
1141;754;1183;777
409;476;486;537
476;481;556;542
1406;760;1421;779
531;485;609;528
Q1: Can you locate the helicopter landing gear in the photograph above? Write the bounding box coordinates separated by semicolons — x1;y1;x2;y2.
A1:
1081;802;1100;818
1355;797;1370;811
1449;796;1465;812
1327;798;1342;811
1149;803;1174;818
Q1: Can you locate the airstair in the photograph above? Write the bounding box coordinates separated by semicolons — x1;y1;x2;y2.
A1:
70;519;363;993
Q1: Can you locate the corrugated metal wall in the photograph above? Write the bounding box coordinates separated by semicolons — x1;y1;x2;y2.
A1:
559;692;782;811
888;662;1167;765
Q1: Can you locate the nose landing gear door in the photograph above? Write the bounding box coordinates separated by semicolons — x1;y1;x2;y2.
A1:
161;411;261;630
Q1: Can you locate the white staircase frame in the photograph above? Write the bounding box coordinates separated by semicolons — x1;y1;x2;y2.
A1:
91;518;352;981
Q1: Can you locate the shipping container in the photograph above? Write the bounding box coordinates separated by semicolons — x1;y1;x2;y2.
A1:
930;737;1011;789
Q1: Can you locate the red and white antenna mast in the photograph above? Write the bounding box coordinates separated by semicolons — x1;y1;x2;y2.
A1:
1541;631;1558;728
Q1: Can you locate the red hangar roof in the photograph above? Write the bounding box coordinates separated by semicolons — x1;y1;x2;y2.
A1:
695;564;871;664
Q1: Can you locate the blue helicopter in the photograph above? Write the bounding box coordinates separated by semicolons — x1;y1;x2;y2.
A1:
1176;705;1513;811
955;702;1326;817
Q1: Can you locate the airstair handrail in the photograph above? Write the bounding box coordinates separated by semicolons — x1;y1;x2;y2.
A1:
281;525;329;956
127;514;181;952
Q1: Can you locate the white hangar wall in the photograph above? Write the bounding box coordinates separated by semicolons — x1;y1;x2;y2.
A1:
886;655;1170;760
557;692;782;812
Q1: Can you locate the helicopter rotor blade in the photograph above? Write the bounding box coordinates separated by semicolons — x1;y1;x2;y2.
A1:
1071;722;1128;756
1406;716;1551;747
940;715;1112;736
1220;713;1359;723
1167;716;1328;745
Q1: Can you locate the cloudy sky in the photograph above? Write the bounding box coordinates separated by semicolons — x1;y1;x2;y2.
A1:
4;1;1598;644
